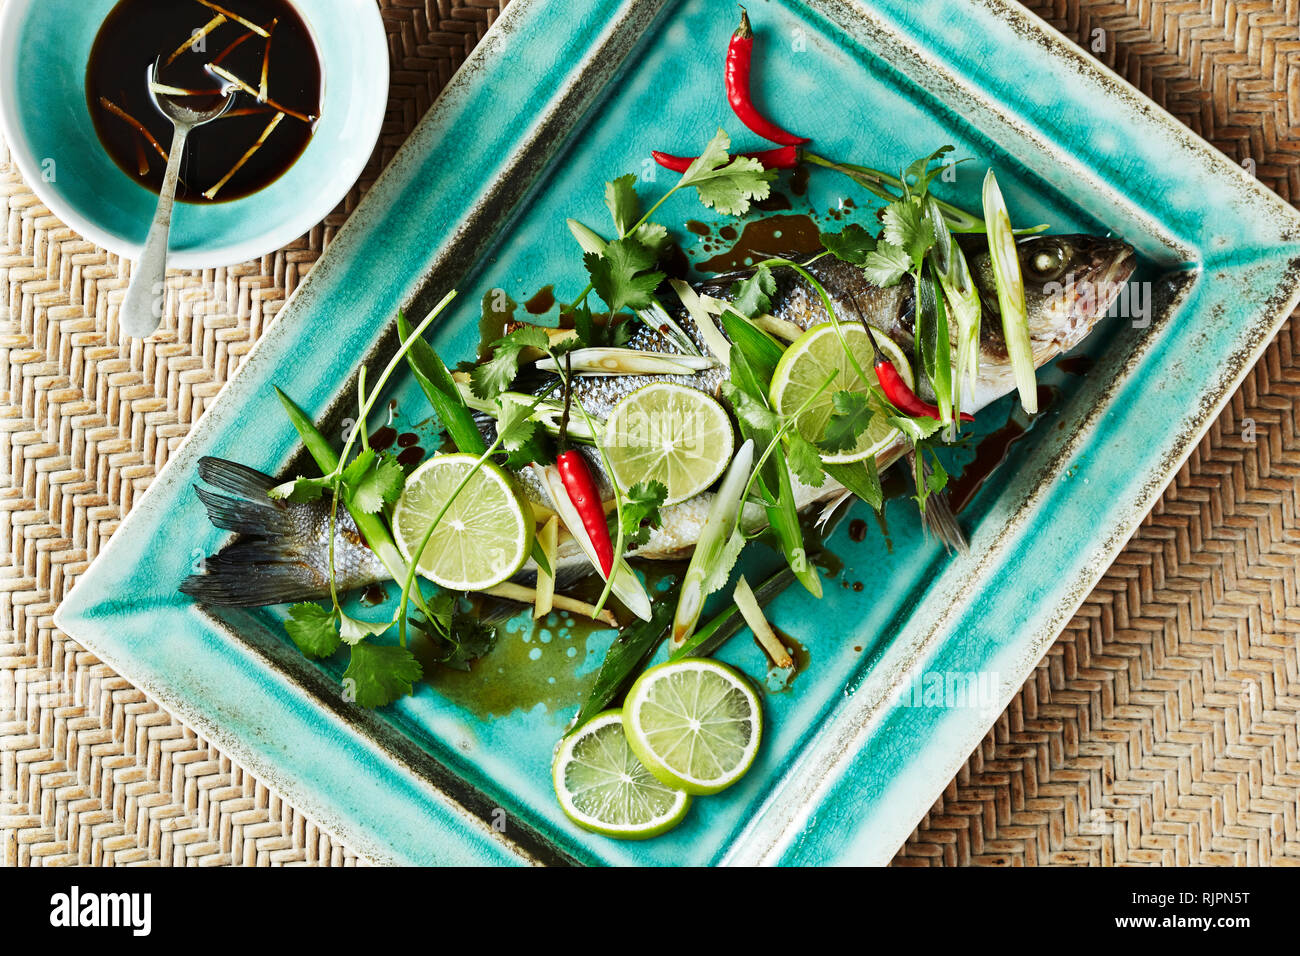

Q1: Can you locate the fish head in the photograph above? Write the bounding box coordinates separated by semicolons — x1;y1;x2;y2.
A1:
970;234;1136;357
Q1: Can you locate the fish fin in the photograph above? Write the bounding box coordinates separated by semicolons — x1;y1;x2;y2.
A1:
197;456;279;497
179;541;326;607
815;489;855;532
509;558;591;591
182;458;331;607
193;484;293;537
921;491;969;555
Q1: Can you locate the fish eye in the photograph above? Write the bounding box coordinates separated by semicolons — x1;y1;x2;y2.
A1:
1025;240;1070;280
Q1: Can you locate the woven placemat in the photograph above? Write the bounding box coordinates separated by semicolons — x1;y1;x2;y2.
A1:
1;0;1296;867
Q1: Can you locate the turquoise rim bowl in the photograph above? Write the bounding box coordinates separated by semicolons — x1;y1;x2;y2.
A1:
0;0;388;268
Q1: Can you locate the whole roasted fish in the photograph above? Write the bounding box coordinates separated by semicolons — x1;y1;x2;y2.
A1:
180;233;1135;607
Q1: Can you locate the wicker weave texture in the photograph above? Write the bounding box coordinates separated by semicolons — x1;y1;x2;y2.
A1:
894;0;1300;866
1;0;1297;867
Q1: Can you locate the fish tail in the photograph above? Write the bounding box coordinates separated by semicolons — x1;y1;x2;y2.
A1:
921;489;969;555
179;457;330;607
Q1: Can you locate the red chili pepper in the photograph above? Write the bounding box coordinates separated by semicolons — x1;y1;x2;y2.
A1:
726;9;808;147
557;449;614;577
555;356;615;577
862;323;975;423
652;144;799;173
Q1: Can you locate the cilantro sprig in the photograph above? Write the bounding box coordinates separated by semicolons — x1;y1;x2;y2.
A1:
568;129;777;356
272;292;517;708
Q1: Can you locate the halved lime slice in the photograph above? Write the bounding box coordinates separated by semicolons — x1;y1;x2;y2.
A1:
392;453;532;591
769;322;910;464
603;382;734;505
622;659;762;796
552;711;691;839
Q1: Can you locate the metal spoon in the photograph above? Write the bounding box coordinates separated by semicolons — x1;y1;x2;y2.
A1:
120;64;233;339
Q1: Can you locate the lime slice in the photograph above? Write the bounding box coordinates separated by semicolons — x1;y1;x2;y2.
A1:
392;453;532;591
769;322;910;464
552;711;691;839
622;659;762;796
603;382;734;505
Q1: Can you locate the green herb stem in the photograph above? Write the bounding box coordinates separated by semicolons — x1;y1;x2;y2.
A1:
394;437;503;646
802;152;987;233
670;565;797;660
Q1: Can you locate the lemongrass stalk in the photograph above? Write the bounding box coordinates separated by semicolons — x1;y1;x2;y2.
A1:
532;516;558;619
669;565;796;661
982;170;1037;413
670;279;732;363
483;580;618;627
671;439;755;647
535;349;717;377
734;575;792;668
929;230;981;416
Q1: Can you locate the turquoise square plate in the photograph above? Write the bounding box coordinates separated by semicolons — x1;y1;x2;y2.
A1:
54;0;1300;865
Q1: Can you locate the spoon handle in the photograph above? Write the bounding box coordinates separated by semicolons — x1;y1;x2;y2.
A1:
120;124;190;339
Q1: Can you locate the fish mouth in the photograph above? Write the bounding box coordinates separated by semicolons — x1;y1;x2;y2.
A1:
1042;241;1137;353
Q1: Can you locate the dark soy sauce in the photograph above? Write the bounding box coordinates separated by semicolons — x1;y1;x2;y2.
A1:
86;0;322;203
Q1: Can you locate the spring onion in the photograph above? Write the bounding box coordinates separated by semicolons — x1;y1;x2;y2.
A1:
982;169;1037;414
535;348;718;377
671;438;755;647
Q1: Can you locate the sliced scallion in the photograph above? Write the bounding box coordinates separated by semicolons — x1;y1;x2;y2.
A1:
982;170;1037;414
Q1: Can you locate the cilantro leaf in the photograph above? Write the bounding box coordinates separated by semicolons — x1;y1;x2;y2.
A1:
339;610;390;645
441;615;498;671
343;451;405;514
584;236;663;315
902;146;955;199
926;454;949;495
569;301;639;350
818;390;876;455
424;589;456;633
621;480;667;547
692;157;774;216
605;174;640;236
471;326;551;400
342;642;423;708
285;603;341;659
860;241;912;287
888;413;944;443
784;431;826;487
340;448;376;486
632;222;669;257
820;224;877;265
824;459;883;511
268;475;331;503
495;396;538;453
413;607;498;673
677;129;775;217
721;380;780;432
881;199;934;271
728;263;777;317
